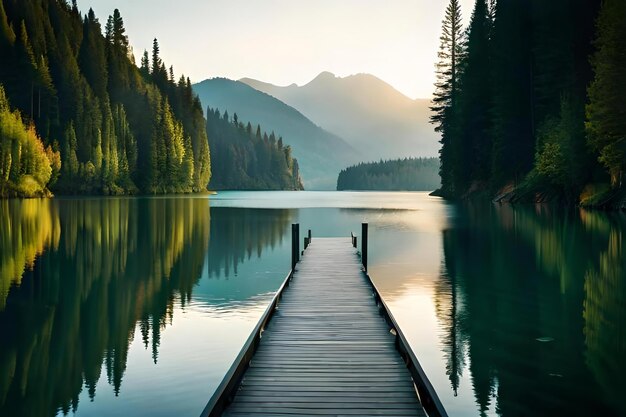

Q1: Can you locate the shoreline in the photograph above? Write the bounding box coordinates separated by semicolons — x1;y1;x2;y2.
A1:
431;184;626;211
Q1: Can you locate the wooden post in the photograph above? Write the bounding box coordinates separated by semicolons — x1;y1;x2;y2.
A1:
296;224;300;262
304;237;309;250
308;229;312;242
362;223;368;271
291;224;297;271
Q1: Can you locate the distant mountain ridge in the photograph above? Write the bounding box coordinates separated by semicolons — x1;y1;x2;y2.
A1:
193;78;359;190
240;72;440;162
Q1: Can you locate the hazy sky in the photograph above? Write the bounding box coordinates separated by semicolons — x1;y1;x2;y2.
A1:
76;0;475;99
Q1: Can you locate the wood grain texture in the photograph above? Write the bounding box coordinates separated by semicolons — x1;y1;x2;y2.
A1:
223;238;425;417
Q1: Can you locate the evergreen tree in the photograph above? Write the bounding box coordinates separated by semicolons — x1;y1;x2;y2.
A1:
430;0;464;195
489;0;534;186
79;9;108;98
458;0;492;183
140;50;150;78
111;9;129;53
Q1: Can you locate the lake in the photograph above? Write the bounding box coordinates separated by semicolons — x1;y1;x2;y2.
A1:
0;191;624;417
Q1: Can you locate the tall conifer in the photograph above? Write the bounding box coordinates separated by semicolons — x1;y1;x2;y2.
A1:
430;0;464;195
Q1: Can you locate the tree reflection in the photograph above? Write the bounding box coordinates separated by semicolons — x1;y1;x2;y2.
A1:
582;213;626;414
0;198;210;417
206;207;292;278
439;203;625;416
435;230;466;397
0;199;60;310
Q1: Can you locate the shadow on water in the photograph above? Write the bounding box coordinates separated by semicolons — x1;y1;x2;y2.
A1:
437;202;626;416
0;198;293;417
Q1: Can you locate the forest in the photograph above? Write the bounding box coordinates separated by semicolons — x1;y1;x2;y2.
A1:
205;107;303;190
336;157;440;191
0;0;211;197
432;0;625;207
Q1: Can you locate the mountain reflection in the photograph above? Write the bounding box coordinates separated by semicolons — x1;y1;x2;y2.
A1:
0;198;292;417
439;203;626;416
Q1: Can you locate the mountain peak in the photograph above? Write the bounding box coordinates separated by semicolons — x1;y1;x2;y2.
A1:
237;73;440;161
308;71;337;84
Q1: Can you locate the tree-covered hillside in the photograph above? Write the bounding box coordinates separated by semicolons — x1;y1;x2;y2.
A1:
432;0;625;207
0;0;210;196
337;158;440;191
206;108;303;190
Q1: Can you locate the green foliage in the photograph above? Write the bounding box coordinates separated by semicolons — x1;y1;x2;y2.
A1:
0;1;211;196
586;0;626;187
336;158;440;191
433;0;606;202
0;85;56;197
206;108;303;190
535;142;566;186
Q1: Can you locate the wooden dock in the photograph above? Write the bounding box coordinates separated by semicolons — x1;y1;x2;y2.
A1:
201;227;447;417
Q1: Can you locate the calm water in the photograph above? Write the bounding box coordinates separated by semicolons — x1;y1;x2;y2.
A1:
0;192;624;417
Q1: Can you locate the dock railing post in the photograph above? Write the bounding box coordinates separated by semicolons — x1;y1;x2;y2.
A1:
291;224;298;271
308;229;312;242
362;223;368;271
296;224;300;262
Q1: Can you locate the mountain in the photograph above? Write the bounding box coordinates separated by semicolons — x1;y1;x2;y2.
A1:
240;72;440;162
193;78;358;190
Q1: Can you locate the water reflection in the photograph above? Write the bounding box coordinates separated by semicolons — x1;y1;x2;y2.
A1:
439;203;626;416
582;212;626;415
0;198;293;417
207;208;292;279
1;193;625;417
0;199;61;309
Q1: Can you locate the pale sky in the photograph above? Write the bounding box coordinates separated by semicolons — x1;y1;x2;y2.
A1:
76;0;474;99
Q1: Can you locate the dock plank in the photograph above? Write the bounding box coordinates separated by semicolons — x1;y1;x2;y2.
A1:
222;238;425;417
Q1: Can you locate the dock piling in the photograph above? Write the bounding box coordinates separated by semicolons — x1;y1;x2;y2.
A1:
291;223;300;271
362;223;368;271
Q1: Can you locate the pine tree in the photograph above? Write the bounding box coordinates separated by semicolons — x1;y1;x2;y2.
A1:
140;50;150;78
430;0;464;195
458;0;492;183
490;0;534;186
62;121;79;180
79;9;108;98
111;9;129;53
